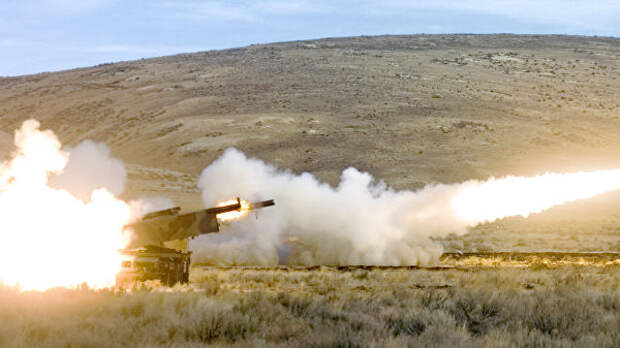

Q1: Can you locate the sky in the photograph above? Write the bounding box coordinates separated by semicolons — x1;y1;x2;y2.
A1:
0;0;619;76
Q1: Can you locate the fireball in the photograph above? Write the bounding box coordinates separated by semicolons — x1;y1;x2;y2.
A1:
216;199;251;222
0;120;131;290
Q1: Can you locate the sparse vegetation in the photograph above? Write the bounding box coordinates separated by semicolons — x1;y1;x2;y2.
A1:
1;262;618;347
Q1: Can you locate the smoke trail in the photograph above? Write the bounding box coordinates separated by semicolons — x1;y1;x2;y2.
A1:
191;148;620;266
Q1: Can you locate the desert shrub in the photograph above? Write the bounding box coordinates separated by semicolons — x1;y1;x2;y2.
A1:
523;293;610;341
595;293;619;311
449;290;508;335
420;290;448;310
1;265;619;347
191;309;259;342
310;340;362;348
385;315;426;336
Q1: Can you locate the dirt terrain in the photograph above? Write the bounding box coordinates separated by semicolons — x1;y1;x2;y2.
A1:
1;34;620;252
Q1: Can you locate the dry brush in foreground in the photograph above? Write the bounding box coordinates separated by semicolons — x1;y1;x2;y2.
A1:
0;263;618;347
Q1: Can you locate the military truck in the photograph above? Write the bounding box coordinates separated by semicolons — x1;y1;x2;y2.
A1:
117;198;274;286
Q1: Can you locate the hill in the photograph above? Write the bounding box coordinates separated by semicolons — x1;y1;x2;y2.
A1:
1;34;619;251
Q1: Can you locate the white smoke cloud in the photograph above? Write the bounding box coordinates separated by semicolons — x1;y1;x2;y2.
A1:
191;148;461;266
192;148;620;267
0;119;181;289
4;119;618;276
46;139;175;220
0;120;130;289
128;196;176;223
49;140;126;201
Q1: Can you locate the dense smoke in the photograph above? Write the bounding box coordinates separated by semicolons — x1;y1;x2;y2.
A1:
20;126;168;219
0;120;130;289
50;140;126;201
0;120;172;289
128;196;176;223
192;149;458;266
4;118;619;283
46;134;174;221
192;148;620;267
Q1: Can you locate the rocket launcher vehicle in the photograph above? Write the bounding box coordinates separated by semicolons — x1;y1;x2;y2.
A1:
124;198;275;248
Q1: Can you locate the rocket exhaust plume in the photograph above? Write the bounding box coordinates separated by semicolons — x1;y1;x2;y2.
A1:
192;149;620;266
0;120;132;290
2;119;619;286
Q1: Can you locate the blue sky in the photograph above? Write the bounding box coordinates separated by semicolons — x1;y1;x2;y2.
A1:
1;0;618;76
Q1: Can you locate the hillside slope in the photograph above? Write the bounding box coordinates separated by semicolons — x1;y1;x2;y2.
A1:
1;34;619;251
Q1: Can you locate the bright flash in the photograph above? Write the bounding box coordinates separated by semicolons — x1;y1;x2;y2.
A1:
0;120;130;290
452;170;620;225
216;199;251;222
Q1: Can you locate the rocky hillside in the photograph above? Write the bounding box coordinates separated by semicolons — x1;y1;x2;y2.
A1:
1;35;619;218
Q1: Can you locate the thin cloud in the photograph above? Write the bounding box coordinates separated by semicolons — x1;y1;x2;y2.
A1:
92;44;203;55
1;0;619;76
20;0;113;16
159;1;261;22
361;0;620;34
158;0;333;22
258;0;333;15
0;39;199;56
161;0;620;35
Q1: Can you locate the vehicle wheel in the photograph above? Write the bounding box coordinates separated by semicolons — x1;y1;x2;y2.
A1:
166;268;177;286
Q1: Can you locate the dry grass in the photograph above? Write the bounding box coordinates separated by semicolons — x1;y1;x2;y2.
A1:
1;261;618;347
